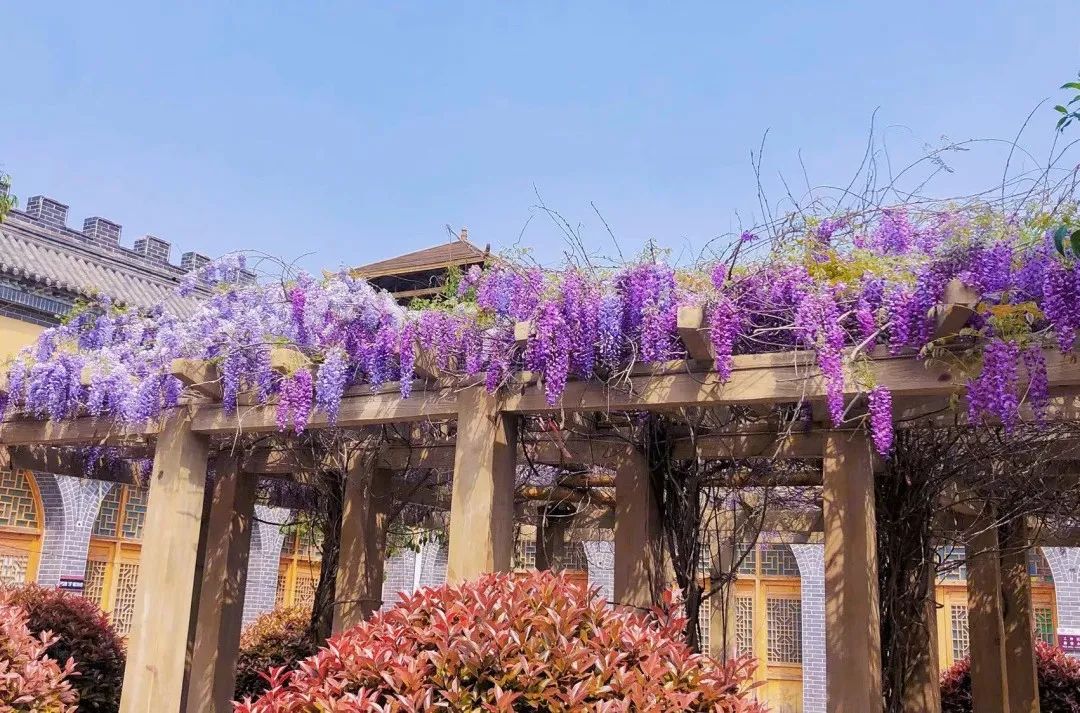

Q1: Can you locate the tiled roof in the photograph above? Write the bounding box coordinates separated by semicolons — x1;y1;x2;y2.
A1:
0;213;202;316
351;238;488;280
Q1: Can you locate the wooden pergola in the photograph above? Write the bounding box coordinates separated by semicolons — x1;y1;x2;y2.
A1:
4;308;1080;713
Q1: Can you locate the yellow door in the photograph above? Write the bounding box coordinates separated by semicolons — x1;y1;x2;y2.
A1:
734;544;804;713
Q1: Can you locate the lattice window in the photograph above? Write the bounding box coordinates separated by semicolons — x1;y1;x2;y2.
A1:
83;560;108;607
1035;607;1055;645
735;596;754;656
120;487;149;540
0;551;30;585
950;605;970;661
559;542;589;571
1029;551;1054;583
766;597;802;664
92;487;122;537
761;544;800;577
293;572;318;609
513;536;536;570
276;572;288;608
737;544;758;575
112;563;140;635
0;470;39;529
937;546;968;581
698;593;711;652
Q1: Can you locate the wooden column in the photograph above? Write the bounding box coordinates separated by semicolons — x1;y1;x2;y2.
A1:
120;409;211;713
708;507;738;661
186;455;257;713
902;564;942;713
447;386;517;582
333;456;392;633
822;431;881;713
614;450;663;610
1001;522;1040;713
967;517;1010;713
535;504;570;571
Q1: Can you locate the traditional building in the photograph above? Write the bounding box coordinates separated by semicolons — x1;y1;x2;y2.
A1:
350;228;488;303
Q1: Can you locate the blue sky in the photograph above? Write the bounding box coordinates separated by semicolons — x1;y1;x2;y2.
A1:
2;2;1079;273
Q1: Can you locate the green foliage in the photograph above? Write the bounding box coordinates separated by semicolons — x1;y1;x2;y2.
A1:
1055;73;1080;132
1;584;125;713
234;607;316;701
0;172;15;221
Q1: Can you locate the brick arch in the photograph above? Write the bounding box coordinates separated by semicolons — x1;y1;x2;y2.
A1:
242;505;290;625
1041;547;1080;633
33;473;115;587
790;543;825;713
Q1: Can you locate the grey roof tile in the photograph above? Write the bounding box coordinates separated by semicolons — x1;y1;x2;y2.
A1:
0;214;202;317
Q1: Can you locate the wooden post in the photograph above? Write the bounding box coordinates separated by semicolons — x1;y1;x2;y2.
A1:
535;504;570;571
708;506;738;661
186;455;257;713
613;450;664;610
447;386;517;582
822;431;882;713
333;456;392;633
902;564;942;713
1001;522;1040;713
120;409;211;713
967;515;1010;713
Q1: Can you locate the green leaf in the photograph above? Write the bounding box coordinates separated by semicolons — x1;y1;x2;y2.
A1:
1062;82;1080;91
1053;225;1070;255
1057;105;1070;114
1072;229;1080;257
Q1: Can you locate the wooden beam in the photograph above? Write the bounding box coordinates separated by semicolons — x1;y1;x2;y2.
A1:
613;450;664;610
269;347;310;374
823;431;881;712
170;358;223;400
9;446;139;485
677;305;713;361
120;408;210;713
672;430;826;460
446;387;517;582
522;438;635;468
333;458;392;632
504;348;1080;414
191;387;459;435
514;321;533;348
377;444;455;471
241;448;318;474
185;455;256;713
931;279;980;340
967;515;1009;713
518;485;615;507
0;417;159;446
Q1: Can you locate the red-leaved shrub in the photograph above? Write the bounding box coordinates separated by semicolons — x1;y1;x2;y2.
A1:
235;571;767;712
941;641;1080;712
234;607;315;701
0;601;78;711
1;585;126;713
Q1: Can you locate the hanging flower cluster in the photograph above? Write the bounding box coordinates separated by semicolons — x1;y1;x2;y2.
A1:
3;203;1078;454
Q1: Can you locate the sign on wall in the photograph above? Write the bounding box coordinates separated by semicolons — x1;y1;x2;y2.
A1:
58;575;85;594
1058;630;1080;656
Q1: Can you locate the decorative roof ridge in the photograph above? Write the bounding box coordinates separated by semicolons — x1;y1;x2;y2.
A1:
1;209;191;283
